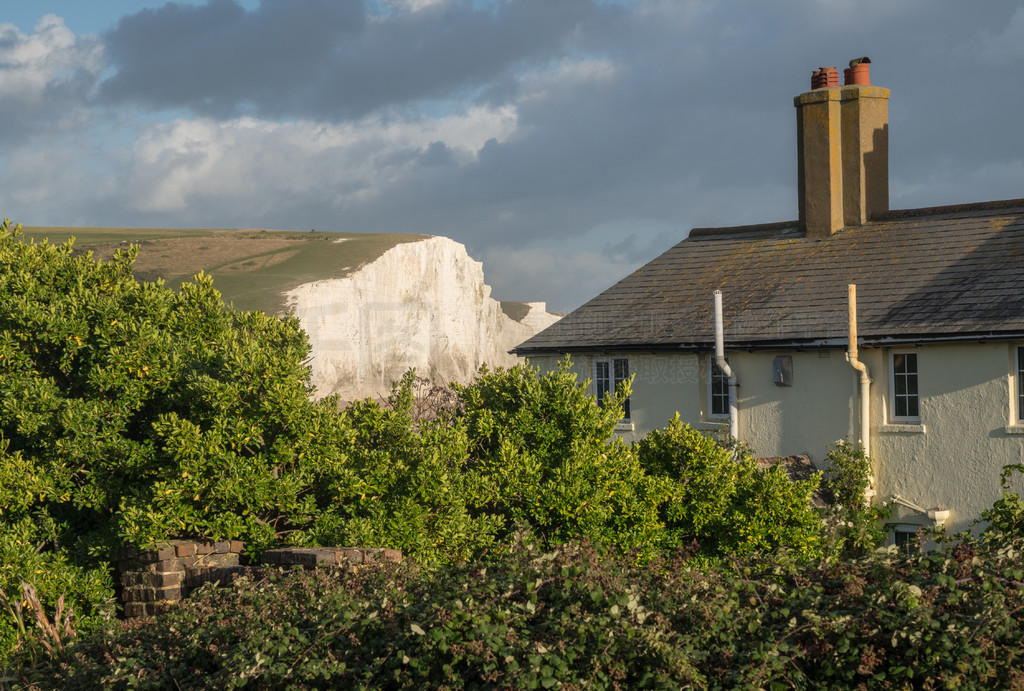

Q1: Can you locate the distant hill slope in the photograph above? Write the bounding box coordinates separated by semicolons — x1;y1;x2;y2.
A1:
20;226;560;402
21;226;428;315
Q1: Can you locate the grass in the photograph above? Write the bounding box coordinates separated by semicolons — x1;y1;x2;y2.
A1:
19;227;429;314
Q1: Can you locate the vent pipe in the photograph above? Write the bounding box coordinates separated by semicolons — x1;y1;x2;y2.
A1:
713;290;738;440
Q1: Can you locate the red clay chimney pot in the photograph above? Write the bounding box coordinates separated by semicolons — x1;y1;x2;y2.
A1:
844;57;871;85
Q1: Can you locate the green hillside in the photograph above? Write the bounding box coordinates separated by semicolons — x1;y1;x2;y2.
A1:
19;226;429;314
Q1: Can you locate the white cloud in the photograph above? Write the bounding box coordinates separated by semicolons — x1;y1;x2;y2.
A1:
0;15;101;104
119;105;519;214
379;0;450;12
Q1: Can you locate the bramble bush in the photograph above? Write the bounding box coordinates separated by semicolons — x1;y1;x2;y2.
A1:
980;462;1024;541
18;536;1024;690
821;438;889;559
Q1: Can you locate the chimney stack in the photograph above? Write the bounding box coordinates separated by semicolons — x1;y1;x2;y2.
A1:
795;57;889;238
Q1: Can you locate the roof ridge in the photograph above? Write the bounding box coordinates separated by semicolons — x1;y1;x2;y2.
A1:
883;198;1024;220
689;220;801;238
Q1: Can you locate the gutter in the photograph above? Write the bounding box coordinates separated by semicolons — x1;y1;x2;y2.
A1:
513;331;1024;357
714;290;739;440
847;284;873;473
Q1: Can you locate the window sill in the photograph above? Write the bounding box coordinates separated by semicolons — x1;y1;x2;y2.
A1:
695;420;729;431
1005;425;1024;436
614;421;635;432
879;423;926;434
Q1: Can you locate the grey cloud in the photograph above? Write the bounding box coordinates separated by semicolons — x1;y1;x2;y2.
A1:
99;0;615;119
6;0;1024;311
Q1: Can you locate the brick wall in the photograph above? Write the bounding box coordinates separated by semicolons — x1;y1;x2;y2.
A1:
118;540;402;618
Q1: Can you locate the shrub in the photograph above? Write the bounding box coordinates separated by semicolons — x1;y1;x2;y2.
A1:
636;415;824;560
19;538;1024;690
0;221;351;661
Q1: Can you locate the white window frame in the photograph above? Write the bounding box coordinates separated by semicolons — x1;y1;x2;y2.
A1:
707;356;730;420
888;351;920;423
595;357;630;421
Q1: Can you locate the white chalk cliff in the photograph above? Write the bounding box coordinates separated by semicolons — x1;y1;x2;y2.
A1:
285;236;560;403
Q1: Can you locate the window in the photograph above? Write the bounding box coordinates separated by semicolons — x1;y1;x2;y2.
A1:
709;357;730;418
893;526;920;555
890;352;920;421
595;358;630;420
1018;347;1024;422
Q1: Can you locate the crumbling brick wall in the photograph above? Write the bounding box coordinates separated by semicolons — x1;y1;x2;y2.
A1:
118;540;402;618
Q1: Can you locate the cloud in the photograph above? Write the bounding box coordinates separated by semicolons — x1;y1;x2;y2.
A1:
99;0;616;120
111;104;518;221
3;1;1024;312
0;15;102;146
974;6;1024;64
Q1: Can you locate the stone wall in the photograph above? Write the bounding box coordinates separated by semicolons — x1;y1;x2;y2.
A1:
118;540;402;618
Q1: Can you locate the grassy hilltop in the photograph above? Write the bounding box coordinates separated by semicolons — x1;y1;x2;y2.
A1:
20;226;429;315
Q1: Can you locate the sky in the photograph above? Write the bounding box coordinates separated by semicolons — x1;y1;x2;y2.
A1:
2;1;1023;312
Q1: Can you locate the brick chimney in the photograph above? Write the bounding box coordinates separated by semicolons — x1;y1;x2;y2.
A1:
795;57;889;238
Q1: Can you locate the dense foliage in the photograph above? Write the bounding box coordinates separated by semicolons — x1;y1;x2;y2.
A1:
0;221;354;657
637;416;824;559
16;536;1024;690
0;219;861;671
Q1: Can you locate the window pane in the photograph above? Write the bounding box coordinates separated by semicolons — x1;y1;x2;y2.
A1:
893;353;905;373
906;396;919;418
614;358;629;383
614;358;630;420
711;358;729;416
596;359;630;420
595;362;610;405
895;396;907;418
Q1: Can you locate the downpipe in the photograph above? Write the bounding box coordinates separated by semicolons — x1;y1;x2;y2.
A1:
847;284;875;496
713;290;739;441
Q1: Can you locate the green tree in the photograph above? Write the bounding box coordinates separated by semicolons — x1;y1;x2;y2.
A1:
455;359;669;559
636;415;824;559
0;221;351;659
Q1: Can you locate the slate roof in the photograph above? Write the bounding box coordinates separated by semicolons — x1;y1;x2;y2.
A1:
515;199;1024;354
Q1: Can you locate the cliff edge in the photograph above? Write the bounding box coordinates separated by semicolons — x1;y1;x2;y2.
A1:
285;236;560;403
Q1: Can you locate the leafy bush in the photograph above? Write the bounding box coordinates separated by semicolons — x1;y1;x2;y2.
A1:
0;221;352;661
18;538;1024;690
636;415;824;560
312;371;502;567
455;360;669;560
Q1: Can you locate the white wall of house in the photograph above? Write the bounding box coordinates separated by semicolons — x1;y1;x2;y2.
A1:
864;341;1024;534
526;341;1024;534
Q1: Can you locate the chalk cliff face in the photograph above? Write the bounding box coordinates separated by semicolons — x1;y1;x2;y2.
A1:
285;236;560;403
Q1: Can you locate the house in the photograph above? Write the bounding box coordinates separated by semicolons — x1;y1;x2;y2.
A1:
514;59;1024;537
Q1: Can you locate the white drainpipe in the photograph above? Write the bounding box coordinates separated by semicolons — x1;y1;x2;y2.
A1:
847;283;873;464
713;290;739;440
